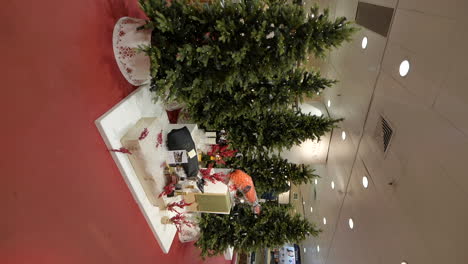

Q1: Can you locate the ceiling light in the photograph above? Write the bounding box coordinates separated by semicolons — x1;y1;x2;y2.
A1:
317;245;320;252
327;100;331;108
303;201;306;205
323;217;327;225
399;60;410;77
310;207;313;213
362;176;369;189
341;131;346;140
401;262;408;264
361;36;368;49
331;181;335;189
348;218;354;229
315;179;318;185
304;248;307;253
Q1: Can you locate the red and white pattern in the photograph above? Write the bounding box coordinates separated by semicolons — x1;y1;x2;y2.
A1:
113;17;152;86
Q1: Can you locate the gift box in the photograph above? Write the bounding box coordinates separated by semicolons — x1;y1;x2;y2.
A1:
183;180;232;214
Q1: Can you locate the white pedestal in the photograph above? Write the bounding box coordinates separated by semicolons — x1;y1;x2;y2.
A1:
224;247;234;260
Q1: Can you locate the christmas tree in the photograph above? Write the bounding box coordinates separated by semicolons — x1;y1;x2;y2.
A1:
229;153;318;195
188;69;336;129
218;109;340;153
139;0;356;103
195;203;320;257
139;0;352;154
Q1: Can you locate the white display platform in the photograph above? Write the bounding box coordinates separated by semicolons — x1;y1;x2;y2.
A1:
224;247;234;260
96;85;235;259
95;85;177;253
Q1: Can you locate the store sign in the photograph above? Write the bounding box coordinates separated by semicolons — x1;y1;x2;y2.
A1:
271;245;301;264
278;246;296;264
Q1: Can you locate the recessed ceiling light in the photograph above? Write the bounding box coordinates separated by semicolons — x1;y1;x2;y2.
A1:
317;245;320;252
327;100;331;108
303;201;306;205
310;207;313;213
348;218;354;229
315;179;318;185
361;36;368;49
331;181;335;190
323;217;327;225
304;248;307;253
401;262;408;264
362;176;369;189
399;60;410;77
341;131;346;140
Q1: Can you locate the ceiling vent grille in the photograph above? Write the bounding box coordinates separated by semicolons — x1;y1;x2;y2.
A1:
379;115;393;153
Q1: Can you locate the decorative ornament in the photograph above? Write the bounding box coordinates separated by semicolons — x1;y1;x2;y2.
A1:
266;31;275;39
206;144;237;165
109;147;132;155
159;183;176;198
229;184;238;192
166;200;194;213
138;128;149;140
169;213;194;232
199;164;227;184
156;130;163;148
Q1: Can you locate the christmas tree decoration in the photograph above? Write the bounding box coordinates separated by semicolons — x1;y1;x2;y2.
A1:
159;183;176;198
138;0;356;104
166;199;194;213
133;0;355;257
195;203;320;257
201;144;238;166
155;130;163;148
199;164;228;184
161;212;195;233
138;128;149;140
109;147;133;155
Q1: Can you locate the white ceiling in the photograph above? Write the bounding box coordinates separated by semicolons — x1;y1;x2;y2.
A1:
298;0;468;263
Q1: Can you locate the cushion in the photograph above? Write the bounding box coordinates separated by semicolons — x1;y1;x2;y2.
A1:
166;127;199;179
